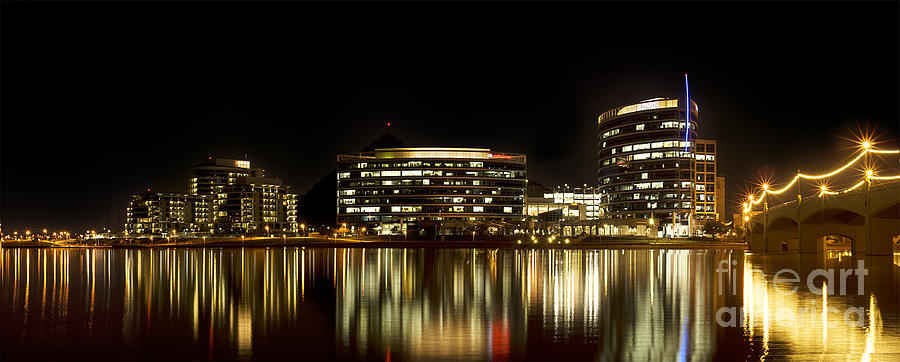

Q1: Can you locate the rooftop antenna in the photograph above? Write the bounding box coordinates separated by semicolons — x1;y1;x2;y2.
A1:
683;73;691;153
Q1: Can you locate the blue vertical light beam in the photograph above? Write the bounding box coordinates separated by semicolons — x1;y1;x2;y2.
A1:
683;73;690;153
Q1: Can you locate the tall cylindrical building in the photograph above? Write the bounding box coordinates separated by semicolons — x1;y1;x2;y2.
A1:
597;97;699;237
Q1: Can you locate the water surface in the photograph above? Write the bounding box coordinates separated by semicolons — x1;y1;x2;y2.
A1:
2;247;899;360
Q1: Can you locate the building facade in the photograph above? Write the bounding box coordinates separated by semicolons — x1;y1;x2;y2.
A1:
125;192;213;235
336;147;526;236
189;157;262;196
715;176;726;222
125;157;299;236
597;97;699;237
214;176;299;234
525;184;603;236
695;139;718;221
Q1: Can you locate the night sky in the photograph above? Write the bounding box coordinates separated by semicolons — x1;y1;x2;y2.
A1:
2;2;898;233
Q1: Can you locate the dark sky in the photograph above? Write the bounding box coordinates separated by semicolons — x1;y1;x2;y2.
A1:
2;1;898;233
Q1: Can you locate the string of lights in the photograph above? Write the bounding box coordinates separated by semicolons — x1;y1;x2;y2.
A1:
743;141;900;213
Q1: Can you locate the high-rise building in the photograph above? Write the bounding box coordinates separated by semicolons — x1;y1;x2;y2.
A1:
214;176;299;235
715;176;726;222
189;157;263;196
336;147;526;236
125;192;213;235
597;97;699;237
695;139;718;221
125;157;298;237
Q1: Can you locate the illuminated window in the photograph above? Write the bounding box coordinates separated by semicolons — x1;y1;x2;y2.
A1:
641;173;649;179
360;206;380;213
484;197;493;203
621;145;632;152
634;153;651;160
452;206;465;212
382;170;400;177
503;207;513;213
338;172;350;179
636;124;645;131
401;170;422;176
473;206;484;212
391;206;401;212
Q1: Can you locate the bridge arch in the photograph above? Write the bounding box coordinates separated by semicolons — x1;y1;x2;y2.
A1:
799;208;865;253
766;216;799;251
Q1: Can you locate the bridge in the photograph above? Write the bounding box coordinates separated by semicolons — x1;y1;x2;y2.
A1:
742;141;899;255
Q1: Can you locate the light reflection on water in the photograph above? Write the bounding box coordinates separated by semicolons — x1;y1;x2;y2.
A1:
1;248;898;360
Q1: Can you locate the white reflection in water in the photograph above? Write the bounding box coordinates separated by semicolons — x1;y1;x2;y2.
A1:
742;253;900;360
2;247;899;360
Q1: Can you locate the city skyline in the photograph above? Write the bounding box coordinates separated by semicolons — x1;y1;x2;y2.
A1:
3;2;899;233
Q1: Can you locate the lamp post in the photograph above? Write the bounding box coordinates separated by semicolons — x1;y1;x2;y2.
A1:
300;224;306;237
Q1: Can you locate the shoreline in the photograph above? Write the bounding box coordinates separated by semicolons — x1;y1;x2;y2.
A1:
1;237;748;250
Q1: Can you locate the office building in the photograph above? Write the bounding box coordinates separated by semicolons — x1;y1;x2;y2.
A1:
336;147;526;236
526;184;602;236
597;97;699;237
715;176;726;222
695;139;718;221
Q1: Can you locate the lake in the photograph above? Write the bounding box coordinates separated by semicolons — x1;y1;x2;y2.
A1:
2;247;899;360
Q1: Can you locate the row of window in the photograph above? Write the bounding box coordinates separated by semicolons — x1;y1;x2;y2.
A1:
600;121;696;140
340;170;521;178
604;201;693;212
340;196;522;205
607;181;693;192
342;179;524;187
606;192;692;202
339;188;523;196
609;140;692;154
345;161;524;170
342;206;516;214
601;151;692;166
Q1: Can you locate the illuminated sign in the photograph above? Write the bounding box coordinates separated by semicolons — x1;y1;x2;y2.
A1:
235;160;250;169
487;153;512;159
616;99;679;116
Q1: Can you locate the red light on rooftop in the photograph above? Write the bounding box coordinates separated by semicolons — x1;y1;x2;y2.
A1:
386;122;391;127
146;188;151;192
208;156;212;160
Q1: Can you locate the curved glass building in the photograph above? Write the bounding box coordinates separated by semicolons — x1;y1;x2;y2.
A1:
337;148;526;236
597;98;699;237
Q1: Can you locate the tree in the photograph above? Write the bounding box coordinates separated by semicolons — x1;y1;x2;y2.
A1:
702;220;728;236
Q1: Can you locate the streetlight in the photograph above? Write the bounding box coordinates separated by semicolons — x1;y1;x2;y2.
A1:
300;224;306;237
403;230;407;241
265;226;270;238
